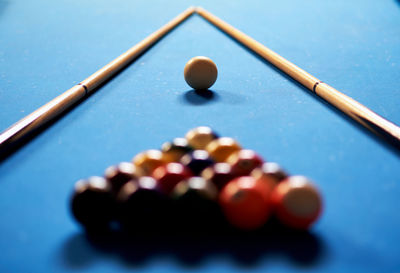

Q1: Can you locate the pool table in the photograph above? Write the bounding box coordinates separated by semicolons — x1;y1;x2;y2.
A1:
1;0;400;272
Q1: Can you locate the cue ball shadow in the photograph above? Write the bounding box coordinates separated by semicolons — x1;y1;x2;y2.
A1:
181;89;246;106
183;89;219;105
61;218;326;269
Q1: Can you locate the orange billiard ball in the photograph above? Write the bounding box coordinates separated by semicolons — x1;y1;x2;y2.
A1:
219;176;274;230
271;176;323;229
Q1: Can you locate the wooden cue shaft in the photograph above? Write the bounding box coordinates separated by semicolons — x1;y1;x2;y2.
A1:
196;7;400;149
0;7;195;153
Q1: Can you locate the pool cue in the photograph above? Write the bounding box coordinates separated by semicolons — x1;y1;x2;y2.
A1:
196;7;400;150
0;7;195;155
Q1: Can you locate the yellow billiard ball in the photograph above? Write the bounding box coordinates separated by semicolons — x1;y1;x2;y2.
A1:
184;56;218;90
206;137;241;162
185;126;218;150
132;150;166;176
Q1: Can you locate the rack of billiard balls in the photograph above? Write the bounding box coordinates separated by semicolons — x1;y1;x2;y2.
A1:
70;126;323;232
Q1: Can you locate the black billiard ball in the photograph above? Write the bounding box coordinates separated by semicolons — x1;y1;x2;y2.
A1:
180;150;214;175
104;162;139;193
70;176;115;230
171;177;221;230
161;137;193;163
117;176;169;231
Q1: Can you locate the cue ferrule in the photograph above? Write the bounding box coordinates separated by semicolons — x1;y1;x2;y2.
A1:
77;83;89;95
312;81;323;93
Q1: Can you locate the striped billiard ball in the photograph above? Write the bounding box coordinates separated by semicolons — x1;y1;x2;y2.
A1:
271;176;322;229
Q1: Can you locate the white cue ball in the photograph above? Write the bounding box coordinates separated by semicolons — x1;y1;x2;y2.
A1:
184;56;218;90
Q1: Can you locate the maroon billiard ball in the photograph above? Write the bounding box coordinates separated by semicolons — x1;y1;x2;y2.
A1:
227;149;264;176
152;162;192;194
201;162;236;190
70;176;114;230
251;162;288;185
104;162;139;193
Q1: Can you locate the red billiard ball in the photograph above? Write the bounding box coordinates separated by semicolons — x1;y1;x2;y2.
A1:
271;176;323;229
227;149;264;176
219;176;274;230
201;162;236;190
152;162;192;194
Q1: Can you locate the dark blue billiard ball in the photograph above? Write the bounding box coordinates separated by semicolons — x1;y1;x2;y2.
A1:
180;150;214;175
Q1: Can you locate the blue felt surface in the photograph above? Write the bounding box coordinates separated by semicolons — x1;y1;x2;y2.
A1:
1;0;400;272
